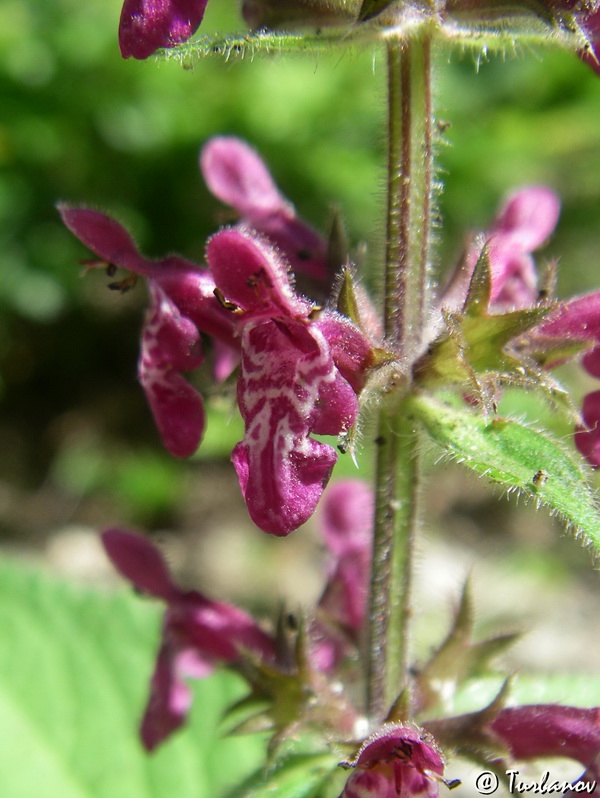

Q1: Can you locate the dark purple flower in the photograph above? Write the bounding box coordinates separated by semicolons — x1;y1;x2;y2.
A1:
58;205;235;458
102;529;276;750
339;724;445;798
119;0;209;59
206;228;366;535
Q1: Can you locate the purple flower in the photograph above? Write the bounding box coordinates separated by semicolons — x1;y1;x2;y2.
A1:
60;139;375;535
102;528;276;750
201;136;329;287
539;292;600;467
119;0;209;59
311;480;373;671
442;186;560;312
58;205;235;458
339;724;445;798
206;228;366;535
424;703;600;796
490;705;600;769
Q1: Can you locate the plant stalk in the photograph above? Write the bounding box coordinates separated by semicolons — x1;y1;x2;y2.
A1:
367;32;433;722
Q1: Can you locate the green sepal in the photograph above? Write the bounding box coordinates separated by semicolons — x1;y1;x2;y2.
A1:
416;248;554;389
220;693;274;736
326;208;349;277
358;0;396;22
336;267;362;326
521;333;590;369
224;752;341;798
424;680;514;765
415;579;520;714
408;392;600;553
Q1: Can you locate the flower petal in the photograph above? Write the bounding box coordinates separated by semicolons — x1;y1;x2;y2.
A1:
207;227;311;319
171;592;276;663
119;0;209;59
491;705;600;766
340;724;444;798
139;283;205;458
201;139;327;282
58;205;152;273
140;643;207;751
232;319;356;535
101;529;177;601
491;186;561;252
319;480;374;557
201;136;289;220
541;291;600;341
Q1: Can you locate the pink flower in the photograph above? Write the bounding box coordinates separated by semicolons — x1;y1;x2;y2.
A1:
339;724;444;798
442;186;560;312
206;228;365;535
490;705;600;768
58;205;234;458
201;136;329;287
311;480;373;671
60;140;375;534
119;0;209;59
540;292;600;467
102;529;275;750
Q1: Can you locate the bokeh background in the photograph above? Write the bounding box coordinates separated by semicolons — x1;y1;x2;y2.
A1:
2;0;600;688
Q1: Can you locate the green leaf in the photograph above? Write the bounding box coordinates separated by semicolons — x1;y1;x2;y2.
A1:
0;559;264;798
409;393;600;552
228;752;341;798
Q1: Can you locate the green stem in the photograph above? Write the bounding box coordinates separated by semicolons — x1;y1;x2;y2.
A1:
367;33;433;722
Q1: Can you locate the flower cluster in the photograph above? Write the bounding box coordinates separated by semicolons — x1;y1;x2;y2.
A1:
60;138;375;536
101;480;373;749
102;489;600;797
63;136;600;795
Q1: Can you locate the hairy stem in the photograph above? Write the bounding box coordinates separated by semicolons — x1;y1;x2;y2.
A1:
367;33;433;722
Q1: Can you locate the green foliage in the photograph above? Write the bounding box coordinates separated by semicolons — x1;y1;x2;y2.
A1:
409;393;600;552
0;558;265;798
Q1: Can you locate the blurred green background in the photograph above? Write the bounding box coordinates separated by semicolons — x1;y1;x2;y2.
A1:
2;0;600;587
